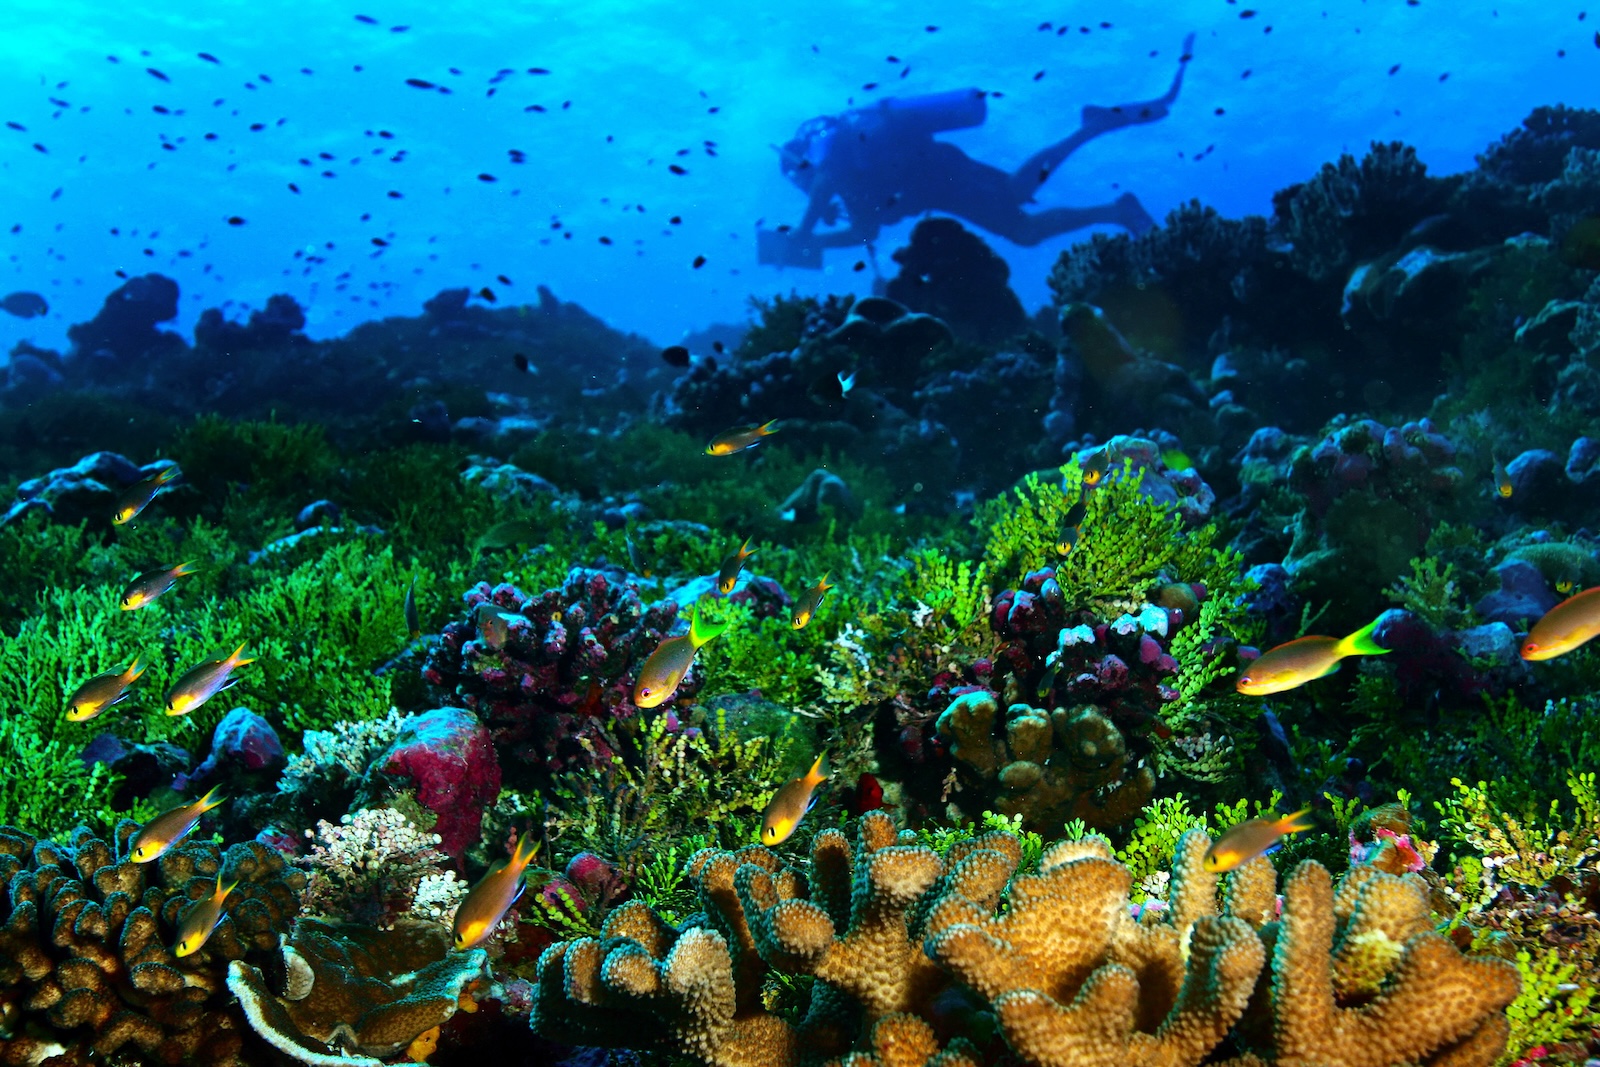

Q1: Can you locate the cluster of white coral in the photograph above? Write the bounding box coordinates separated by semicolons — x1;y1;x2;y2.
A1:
299;805;466;929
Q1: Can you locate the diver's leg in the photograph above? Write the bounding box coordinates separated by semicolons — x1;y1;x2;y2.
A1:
977;193;1156;246
1008;33;1195;202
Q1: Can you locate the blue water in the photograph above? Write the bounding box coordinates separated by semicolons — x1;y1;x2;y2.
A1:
0;0;1593;352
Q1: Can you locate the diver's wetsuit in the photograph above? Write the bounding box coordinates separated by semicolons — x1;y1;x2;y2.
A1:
765;34;1193;265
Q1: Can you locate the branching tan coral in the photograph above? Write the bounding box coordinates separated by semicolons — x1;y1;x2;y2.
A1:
0;820;303;1067
531;819;1521;1067
935;693;1154;832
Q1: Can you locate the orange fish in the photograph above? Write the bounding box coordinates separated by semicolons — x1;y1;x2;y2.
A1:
634;602;731;708
121;561;198;610
761;754;828;845
1236;618;1388;695
112;465;180;525
453;831;541;950
791;573;834;630
705;420;778;456
1203;808;1315;872
1521;587;1600;661
717;537;755;595
131;786;226;863
65;657;146;722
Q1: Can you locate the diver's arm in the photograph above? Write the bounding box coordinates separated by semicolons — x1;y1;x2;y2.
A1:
796;176;840;235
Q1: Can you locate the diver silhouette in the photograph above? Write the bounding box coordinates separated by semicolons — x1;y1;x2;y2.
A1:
758;34;1194;271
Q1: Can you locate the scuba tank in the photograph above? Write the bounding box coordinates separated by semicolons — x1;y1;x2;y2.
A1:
875;88;986;135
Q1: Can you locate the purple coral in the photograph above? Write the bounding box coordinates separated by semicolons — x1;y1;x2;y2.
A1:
422;566;685;774
1292;416;1462;518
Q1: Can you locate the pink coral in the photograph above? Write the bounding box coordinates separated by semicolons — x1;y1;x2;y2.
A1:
375;707;501;860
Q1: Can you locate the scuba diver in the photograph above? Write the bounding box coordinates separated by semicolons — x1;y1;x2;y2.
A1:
758;34;1194;272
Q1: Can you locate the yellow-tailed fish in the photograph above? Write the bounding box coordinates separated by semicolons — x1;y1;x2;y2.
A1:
1054;498;1088;556
120;561;197;610
453;831;541;950
1161;448;1193;472
705;420;778;456
174;871;237;957
634;602;731;708
761;754;829;846
65;657;147;722
112;465;180;525
1235;618;1389;696
1079;447;1110;488
131;786;226;863
165;643;256;716
1492;457;1513;499
1521;587;1600;661
717;537;756;595
1203;808;1315;872
791;573;834;630
404;575;421;639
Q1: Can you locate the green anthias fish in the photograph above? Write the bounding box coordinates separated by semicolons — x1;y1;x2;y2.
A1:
633;602;731;708
165;643;256;716
473;519;540;555
64;657;146;722
120;561;197;610
791;573;834;630
1054;498;1088;556
453;831;541;950
705;420;778;456
717;536;755;595
1235;618;1389;696
131;786;226;863
404;575;421;639
760;754;828;846
1203;808;1315;872
174;871;237;957
111;465;180;526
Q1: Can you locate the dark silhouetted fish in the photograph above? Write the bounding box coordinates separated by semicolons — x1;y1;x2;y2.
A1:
661;345;690;367
1;291;48;318
198;52;220;64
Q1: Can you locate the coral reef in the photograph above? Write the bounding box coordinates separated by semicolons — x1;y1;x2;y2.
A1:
0;821;303;1065
369;707;500;859
298;806;468;929
65;273;185;368
227;917;486;1065
531;812;1519;1066
423;567;685;773
935;692;1155;830
884;217;1029;344
1;451;178;528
